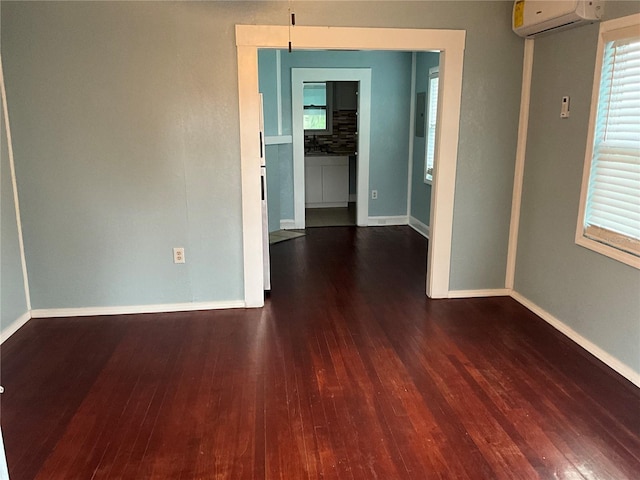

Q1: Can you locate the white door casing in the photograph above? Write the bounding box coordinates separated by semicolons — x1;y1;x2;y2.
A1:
236;26;466;306
292;68;371;228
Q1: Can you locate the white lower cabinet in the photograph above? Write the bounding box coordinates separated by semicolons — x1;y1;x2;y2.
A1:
305;156;349;208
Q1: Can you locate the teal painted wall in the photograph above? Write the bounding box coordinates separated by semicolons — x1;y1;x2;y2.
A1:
515;1;640;373
1;95;28;331
258;50;290;232
259;49;413;219
1;1;522;310
410;52;440;227
258;50;280;138
2;2;245;308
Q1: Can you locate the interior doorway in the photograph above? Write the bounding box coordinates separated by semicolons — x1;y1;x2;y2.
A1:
236;25;466;306
292;68;372;229
303;80;358;228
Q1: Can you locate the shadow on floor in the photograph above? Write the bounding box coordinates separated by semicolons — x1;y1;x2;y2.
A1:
269;230;306;245
305;202;356;227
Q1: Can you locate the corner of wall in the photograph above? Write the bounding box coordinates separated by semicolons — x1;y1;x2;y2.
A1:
510;290;640;388
0;311;31;344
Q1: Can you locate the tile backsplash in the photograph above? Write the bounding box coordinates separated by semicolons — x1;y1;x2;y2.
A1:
304;110;357;153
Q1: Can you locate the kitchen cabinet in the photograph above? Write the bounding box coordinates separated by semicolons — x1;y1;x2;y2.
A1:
305;155;349;208
334;81;358;110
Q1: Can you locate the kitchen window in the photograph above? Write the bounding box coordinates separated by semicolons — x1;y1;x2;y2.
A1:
575;13;640;269
303;82;333;135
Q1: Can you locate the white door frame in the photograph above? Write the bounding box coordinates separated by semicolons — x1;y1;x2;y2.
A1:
292;68;371;228
236;25;466;307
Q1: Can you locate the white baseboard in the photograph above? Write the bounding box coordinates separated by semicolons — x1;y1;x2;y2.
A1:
31;300;246;319
280;219;296;230
367;215;408;226
510;291;640;388
448;288;511;298
1;311;31;344
306;202;348;208
409;216;430;239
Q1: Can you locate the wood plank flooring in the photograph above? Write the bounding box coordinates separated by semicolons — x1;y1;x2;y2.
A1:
1;226;639;479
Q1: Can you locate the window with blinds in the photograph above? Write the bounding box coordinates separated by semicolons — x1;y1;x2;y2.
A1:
577;15;640;269
425;67;439;183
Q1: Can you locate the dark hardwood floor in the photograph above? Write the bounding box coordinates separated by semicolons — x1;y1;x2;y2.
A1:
1;226;639;479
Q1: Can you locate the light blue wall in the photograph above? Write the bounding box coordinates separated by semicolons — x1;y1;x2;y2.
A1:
1;97;28;331
410;52;440;227
1;1;523;310
276;145;295;222
1;1;244;308
257;50;294;224
259;49;413;219
448;5;523;290
515;1;640;373
258;50;280;138
258;50;288;232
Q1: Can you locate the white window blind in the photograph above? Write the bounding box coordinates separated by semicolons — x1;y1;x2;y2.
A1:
583;35;640;257
303;82;332;134
425;69;439;182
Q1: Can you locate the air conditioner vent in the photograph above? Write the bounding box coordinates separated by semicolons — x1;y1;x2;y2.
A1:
513;0;604;38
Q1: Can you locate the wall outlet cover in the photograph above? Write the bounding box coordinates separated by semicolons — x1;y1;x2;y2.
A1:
173;247;185;264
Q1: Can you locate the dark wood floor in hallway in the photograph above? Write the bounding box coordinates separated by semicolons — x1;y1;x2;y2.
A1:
1;226;639;479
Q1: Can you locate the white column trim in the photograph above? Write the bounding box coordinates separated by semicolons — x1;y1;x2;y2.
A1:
0;54;32;310
505;39;534;289
237;45;265;307
426;44;465;299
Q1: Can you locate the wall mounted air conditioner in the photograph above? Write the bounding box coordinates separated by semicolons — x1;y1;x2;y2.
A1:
513;0;604;38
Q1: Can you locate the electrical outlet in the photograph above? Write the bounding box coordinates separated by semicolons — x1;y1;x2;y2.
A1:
173;247;185;264
371;190;378;200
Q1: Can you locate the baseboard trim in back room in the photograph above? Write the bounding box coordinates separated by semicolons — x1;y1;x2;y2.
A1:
280;219;296;230
448;289;511;298
367;215;409;226
409;216;430;239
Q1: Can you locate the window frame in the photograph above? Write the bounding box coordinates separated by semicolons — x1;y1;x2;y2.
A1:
575;13;640;270
424;66;439;185
303;81;333;136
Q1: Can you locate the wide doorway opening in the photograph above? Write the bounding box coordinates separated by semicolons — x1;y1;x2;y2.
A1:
237;26;465;306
